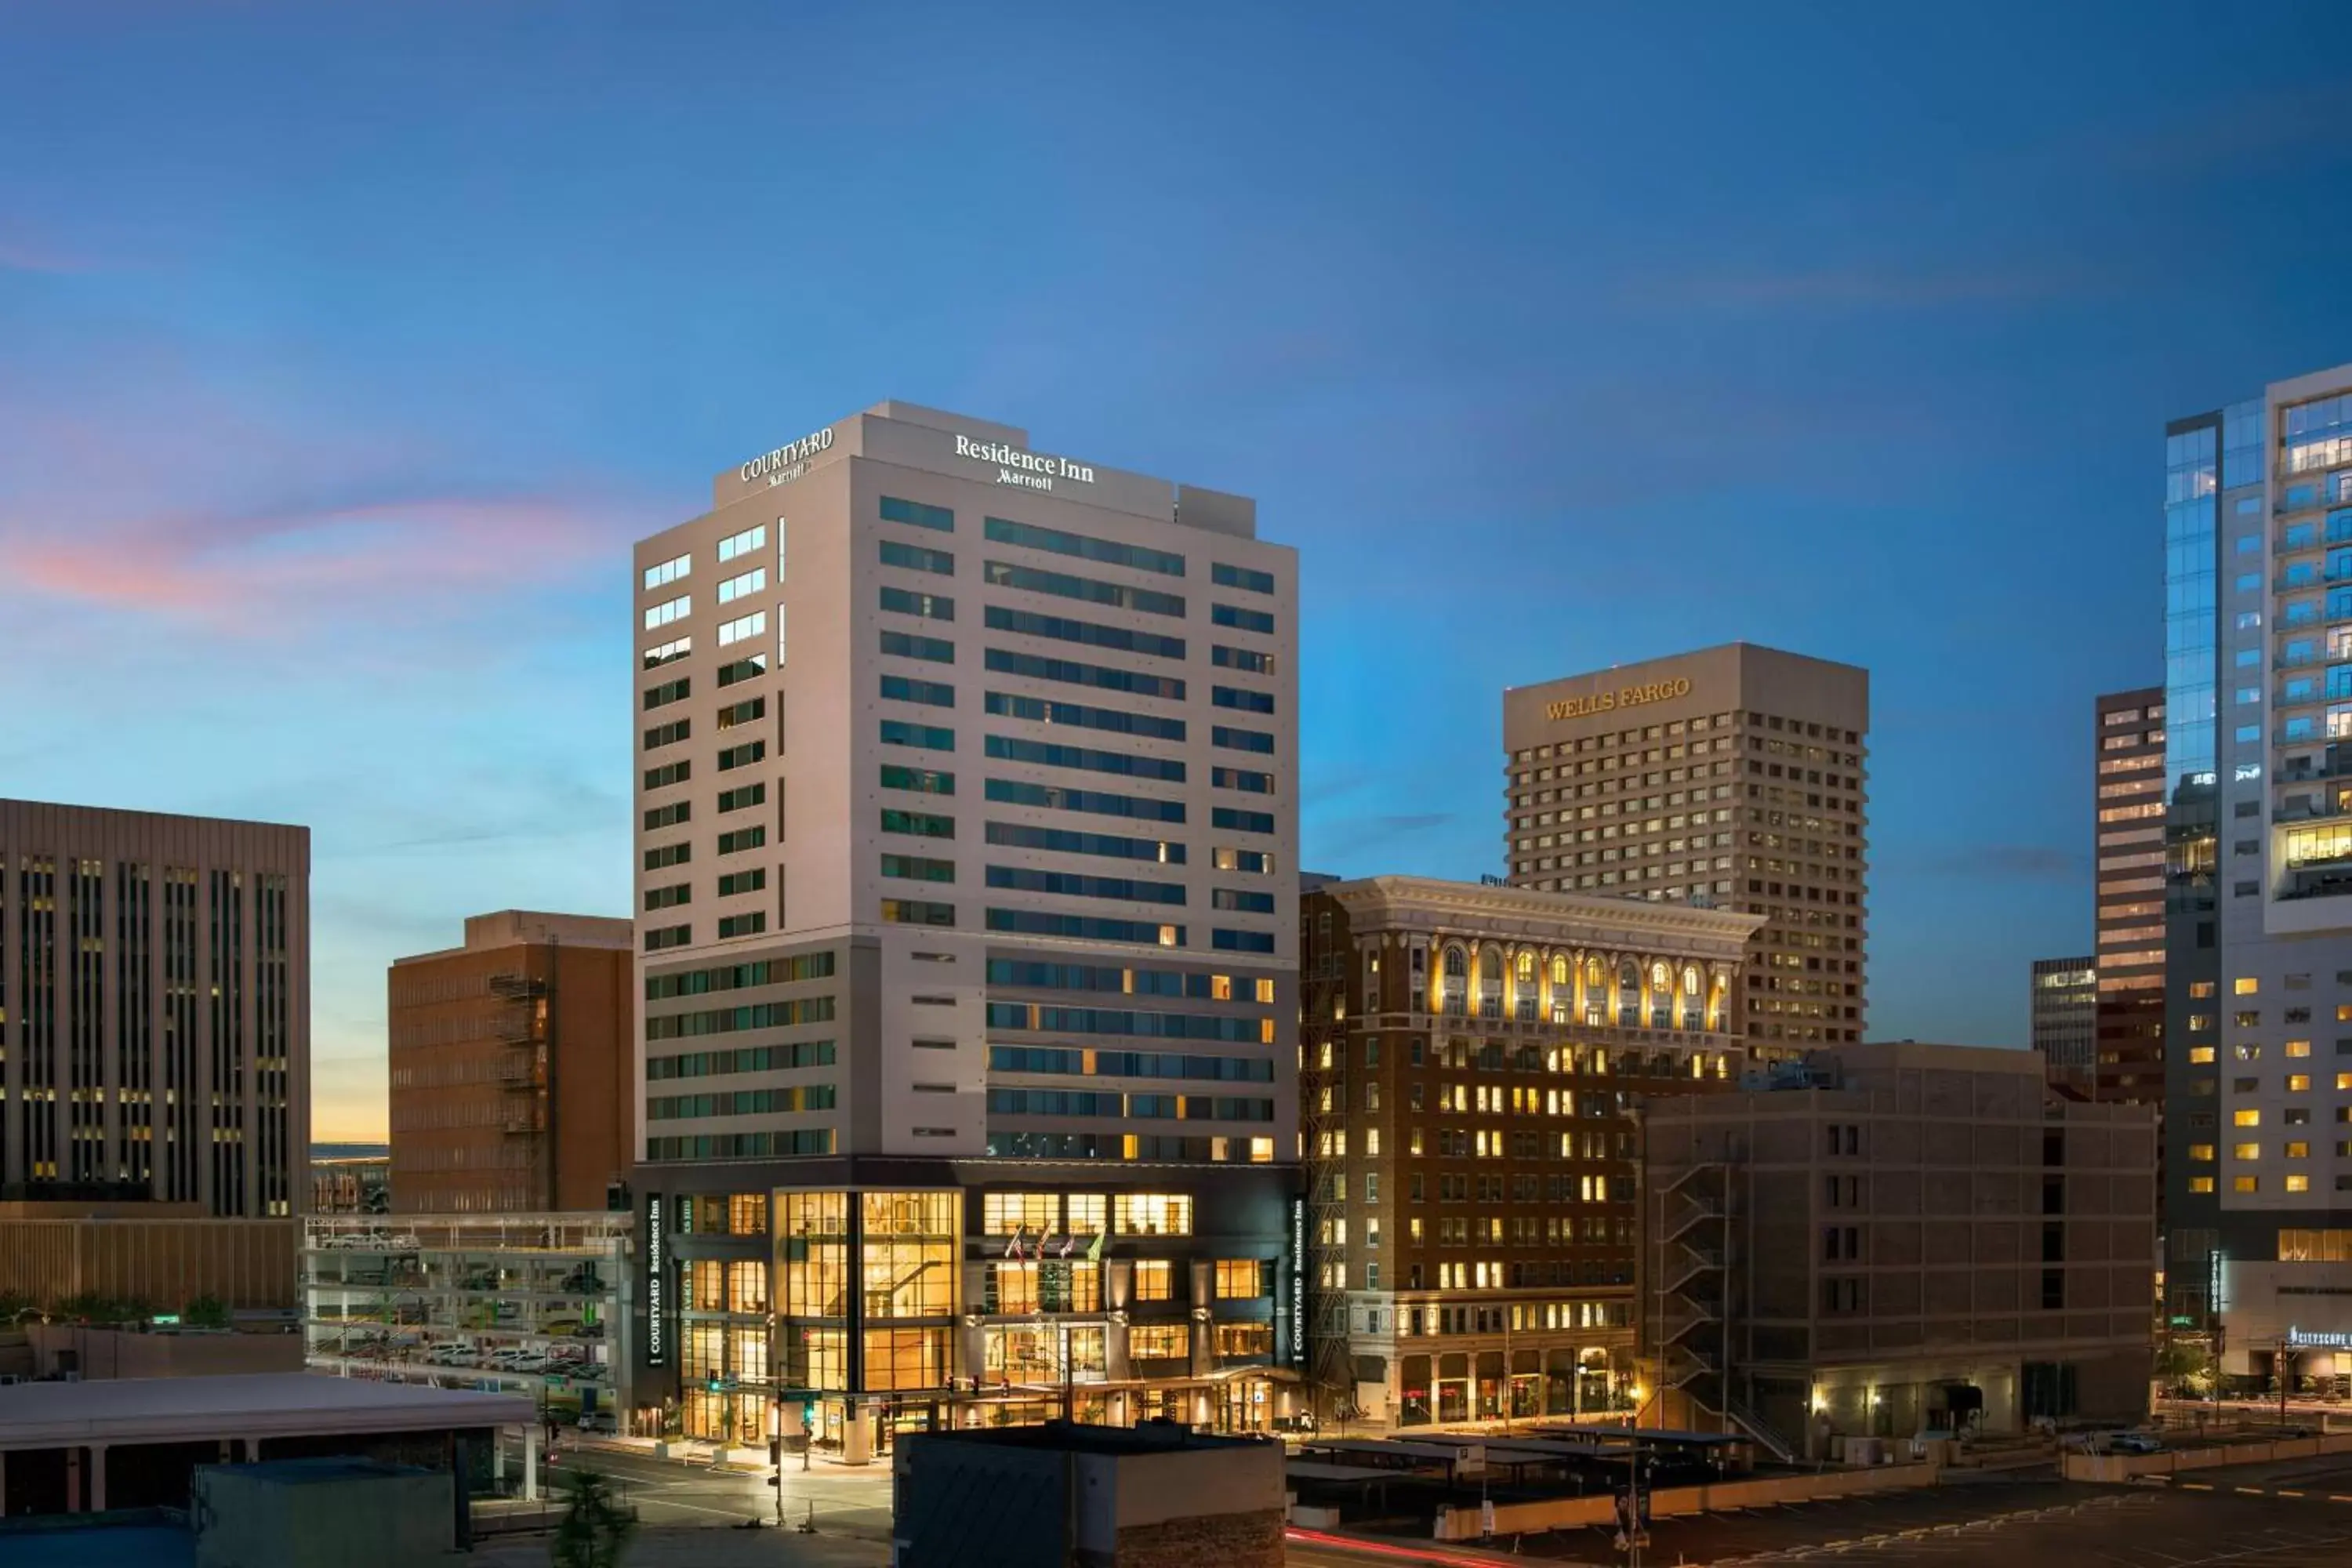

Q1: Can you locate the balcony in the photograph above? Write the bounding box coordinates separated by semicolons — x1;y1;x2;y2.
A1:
2279;746;2352;784
2281;864;2352;902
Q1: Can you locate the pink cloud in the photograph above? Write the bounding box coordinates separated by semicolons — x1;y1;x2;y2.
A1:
2;492;639;630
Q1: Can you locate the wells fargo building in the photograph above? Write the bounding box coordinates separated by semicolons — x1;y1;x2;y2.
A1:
1502;642;1871;1050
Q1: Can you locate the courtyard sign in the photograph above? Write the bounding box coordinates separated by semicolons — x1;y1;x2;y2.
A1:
739;426;835;487
645;1193;668;1367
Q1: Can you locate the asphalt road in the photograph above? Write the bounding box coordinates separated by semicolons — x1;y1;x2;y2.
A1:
1294;1481;2352;1566
500;1438;897;1541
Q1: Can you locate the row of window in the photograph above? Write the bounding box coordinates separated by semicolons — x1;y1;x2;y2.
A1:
646;1040;837;1080
985;1089;1276;1121
648;1083;837;1120
988;1045;1277;1081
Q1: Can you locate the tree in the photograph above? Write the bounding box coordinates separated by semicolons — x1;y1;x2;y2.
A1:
0;1290;39;1325
183;1295;231;1330
551;1468;635;1568
2156;1339;2216;1396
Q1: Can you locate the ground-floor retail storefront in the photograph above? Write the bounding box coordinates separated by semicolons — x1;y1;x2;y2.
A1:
1392;1343;1635;1426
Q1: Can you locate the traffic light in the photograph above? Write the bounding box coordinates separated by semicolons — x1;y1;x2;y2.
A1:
707;1376;723;1393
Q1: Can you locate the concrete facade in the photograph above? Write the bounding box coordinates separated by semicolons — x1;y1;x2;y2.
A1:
1501;643;1869;1050
631;401;1296;1167
0;800;309;1218
387;912;635;1214
1297;874;1762;1427
626;405;1301;1446
1644;1042;2156;1457
892;1419;1283;1568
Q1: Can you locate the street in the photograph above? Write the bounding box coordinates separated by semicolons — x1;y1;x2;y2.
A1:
499;1436;896;1541
1290;1481;2352;1566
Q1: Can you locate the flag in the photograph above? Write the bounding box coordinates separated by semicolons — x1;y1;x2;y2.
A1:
1004;1227;1025;1261
1058;1232;1077;1259
1086;1229;1105;1263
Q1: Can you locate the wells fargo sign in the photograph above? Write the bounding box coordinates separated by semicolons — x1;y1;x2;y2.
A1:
1546;676;1693;721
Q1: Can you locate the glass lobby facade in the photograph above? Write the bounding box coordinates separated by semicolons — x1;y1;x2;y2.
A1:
644;1164;1294;1454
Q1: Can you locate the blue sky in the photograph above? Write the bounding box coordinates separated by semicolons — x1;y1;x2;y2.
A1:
5;2;2350;1138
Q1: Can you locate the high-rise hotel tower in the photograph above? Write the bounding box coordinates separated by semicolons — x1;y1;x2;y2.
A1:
628;403;1301;1451
2162;362;2352;1384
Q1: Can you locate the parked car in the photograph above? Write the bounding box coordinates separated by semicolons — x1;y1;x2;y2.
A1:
575;1412;618;1435
2110;1432;2165;1454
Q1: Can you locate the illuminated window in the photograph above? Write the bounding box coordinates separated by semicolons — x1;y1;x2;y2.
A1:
1114;1194;1193;1236
729;1192;769;1235
2292;1075;2314;1092
1129;1323;1189;1359
2234;1176;2259;1193
1133;1259;1174;1301
983;1192;1058;1236
728;1260;768;1313
2190;1176;2216;1193
1066;1194;1106;1233
2190;1047;2216;1064
2235;978;2260;995
2235;1109;2262;1127
2189;1144;2216;1161
2234;1142;2261;1160
2289;1040;2315;1058
2288;1142;2312;1158
1214;1322;1273;1358
2288;1174;2313;1193
1214;1259;1265;1299
862;1327;947;1392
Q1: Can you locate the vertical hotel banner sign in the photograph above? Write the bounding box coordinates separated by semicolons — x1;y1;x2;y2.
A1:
1287;1195;1306;1369
645;1193;669;1367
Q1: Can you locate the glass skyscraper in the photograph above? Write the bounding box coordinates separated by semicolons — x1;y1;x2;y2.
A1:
2163;367;2352;1388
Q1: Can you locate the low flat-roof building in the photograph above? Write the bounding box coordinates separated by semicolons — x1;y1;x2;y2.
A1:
0;1372;533;1518
0;1203;297;1318
894;1419;1284;1568
1643;1041;2156;1459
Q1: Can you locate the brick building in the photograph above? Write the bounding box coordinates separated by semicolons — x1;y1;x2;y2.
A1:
387;912;634;1214
1298;873;1761;1426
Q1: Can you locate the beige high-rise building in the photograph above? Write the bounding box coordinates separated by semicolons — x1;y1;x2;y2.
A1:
1502;643;1870;1050
627;403;1302;1448
0;799;309;1218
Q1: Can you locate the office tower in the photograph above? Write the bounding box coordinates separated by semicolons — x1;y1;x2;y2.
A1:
1297;873;1761;1428
2163;362;2352;1381
387;911;636;1213
0;800;308;1217
2093;688;2168;1102
630;403;1298;1451
1646;1043;2156;1457
1502;644;1870;1051
2030;956;2096;1092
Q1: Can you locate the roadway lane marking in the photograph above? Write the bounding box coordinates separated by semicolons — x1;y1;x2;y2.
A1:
2236;1486;2267;1494
2276;1489;2306;1497
2180;1482;2213;1490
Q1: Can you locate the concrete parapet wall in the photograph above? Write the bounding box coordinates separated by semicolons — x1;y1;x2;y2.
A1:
2064;1430;2352;1483
1433;1460;1938;1540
